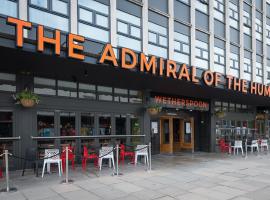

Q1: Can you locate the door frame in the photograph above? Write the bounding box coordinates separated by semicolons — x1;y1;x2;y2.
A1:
160;116;194;154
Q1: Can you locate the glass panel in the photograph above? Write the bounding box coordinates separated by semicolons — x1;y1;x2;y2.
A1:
0;0;17;17
117;21;128;34
115;115;126;135
159;36;168;47
129;90;143;104
131;26;141;38
78;83;96;99
98;86;112;101
78;22;109;42
0;73;16;92
79;8;93;23
52;0;68;15
37;111;55;137
58;80;77;98
30;0;48;8
96;14;108;28
184;121;191;143
99;114;111;135
60;112;76;136
81;113;94;136
29;8;69;32
78;0;109;15
130;116;141;144
0;111;13;154
117;35;141;52
114;88;128;103
173;118;180;142
117;10;141;26
162;119;170;144
149;32;157;43
34;77;56;96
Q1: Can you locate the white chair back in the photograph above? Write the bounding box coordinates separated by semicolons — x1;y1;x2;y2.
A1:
234;140;242;147
261;139;268;146
44;149;60;160
99;146;114;157
251;140;258;145
136;145;148;154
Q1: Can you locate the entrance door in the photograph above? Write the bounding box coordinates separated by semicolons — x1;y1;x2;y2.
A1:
160;117;194;153
180;118;194;151
160;118;172;153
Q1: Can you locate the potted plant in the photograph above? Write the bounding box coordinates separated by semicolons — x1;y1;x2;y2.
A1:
13;89;40;108
147;104;162;115
215;110;226;118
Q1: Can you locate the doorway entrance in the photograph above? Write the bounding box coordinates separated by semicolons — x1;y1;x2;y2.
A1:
160;116;194;154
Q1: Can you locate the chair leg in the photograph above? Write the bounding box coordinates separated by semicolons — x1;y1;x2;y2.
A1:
135;155;138;165
42;162;46;178
21;160;26;176
109;158;112;168
241;148;243;156
99;158;102;171
111;157;115;170
58;161;61;177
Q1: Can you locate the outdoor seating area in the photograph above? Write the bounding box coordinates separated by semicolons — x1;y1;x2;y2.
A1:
216;126;270;156
0;142;151;183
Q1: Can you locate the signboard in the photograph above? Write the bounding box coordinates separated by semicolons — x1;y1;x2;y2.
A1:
4;17;270;98
152;95;209;111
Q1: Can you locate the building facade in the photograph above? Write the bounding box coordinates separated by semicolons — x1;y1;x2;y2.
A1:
1;0;270;169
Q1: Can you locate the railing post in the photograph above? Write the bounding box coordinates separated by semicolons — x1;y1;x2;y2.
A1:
149;142;152;171
245;139;248;159
65;146;69;183
5;150;10;192
116;144;119;176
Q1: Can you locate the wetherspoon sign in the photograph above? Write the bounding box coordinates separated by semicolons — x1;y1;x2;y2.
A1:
5;17;270;98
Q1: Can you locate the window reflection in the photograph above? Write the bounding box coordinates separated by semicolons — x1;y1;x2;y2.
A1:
81;113;94;136
99;114;111;135
115;115;126;135
37;111;55;137
58;80;77;98
34;77;56;96
0;73;16;92
60;112;76;136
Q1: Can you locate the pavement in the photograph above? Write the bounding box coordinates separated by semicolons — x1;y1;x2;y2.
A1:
1;152;270;200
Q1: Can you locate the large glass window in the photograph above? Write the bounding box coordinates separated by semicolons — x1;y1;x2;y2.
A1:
0;73;16;92
174;31;190;65
0;0;17;17
195;31;209;69
214;0;224;22
230;45;239;77
255;11;263;41
0;111;13;137
195;0;208;14
99;114;111;135
214;39;225;74
81;113;94;136
34;77;56;96
117;10;141;52
130;115;141;144
37;111;55;137
58;80;77;98
78;0;109;43
29;0;69;32
0;111;13;154
115;115;126;135
229;1;239;29
148;22;168;58
60;112;76;136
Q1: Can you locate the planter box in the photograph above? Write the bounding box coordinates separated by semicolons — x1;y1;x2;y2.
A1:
20;99;35;108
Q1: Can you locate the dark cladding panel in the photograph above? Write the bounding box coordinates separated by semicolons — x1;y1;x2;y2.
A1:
117;0;142;17
149;0;168;13
148;10;168;27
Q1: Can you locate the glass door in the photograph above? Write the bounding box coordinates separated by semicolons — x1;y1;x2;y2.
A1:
160;117;172;153
180;117;194;150
173;118;181;152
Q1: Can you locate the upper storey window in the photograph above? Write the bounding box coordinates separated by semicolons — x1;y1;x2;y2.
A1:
29;0;69;32
78;0;109;43
0;0;18;17
229;1;239;29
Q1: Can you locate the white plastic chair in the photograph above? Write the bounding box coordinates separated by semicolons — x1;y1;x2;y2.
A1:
260;139;269;151
246;140;259;153
99;146;115;171
134;145;149;166
42;149;62;178
231;140;244;156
